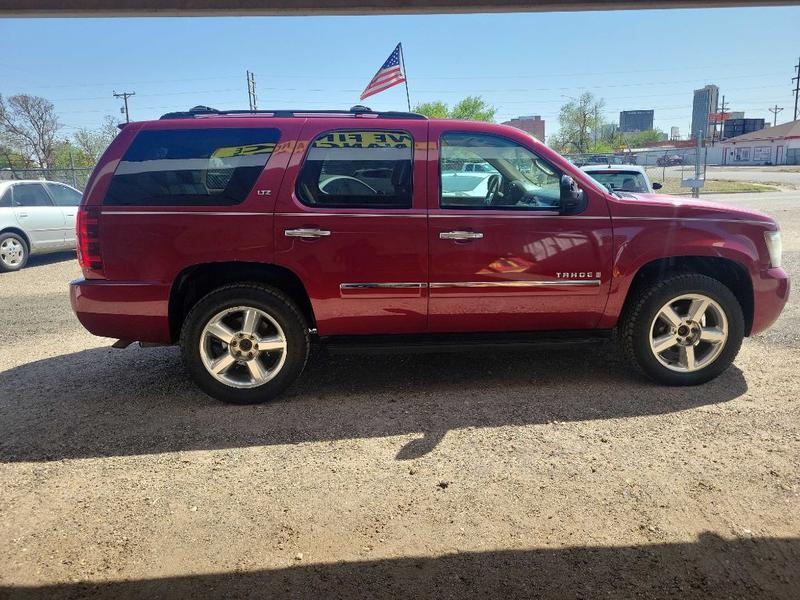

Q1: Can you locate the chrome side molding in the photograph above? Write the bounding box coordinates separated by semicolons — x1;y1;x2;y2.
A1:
340;280;602;291
340;283;426;290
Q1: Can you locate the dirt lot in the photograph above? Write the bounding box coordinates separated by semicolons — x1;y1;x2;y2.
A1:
1;192;798;599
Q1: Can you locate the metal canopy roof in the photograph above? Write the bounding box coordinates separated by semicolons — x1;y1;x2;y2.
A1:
3;0;798;17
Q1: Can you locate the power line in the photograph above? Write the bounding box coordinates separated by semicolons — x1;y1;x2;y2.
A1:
112;90;135;123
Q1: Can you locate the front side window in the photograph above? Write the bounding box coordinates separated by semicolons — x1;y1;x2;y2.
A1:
0;187;10;208
440;132;560;210
586;171;649;193
12;183;52;207
105;127;280;206
297;130;413;208
45;183;82;206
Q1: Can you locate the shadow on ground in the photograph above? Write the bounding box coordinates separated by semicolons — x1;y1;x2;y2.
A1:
0;342;747;463
2;533;797;599
23;251;76;269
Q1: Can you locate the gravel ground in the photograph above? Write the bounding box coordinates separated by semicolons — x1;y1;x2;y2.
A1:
0;192;798;599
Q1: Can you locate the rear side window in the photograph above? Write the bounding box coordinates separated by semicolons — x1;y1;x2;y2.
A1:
297;130;413;209
45;183;82;206
105;127;280;206
0;188;10;208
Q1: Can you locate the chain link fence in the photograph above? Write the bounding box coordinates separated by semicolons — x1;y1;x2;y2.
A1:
0;167;94;190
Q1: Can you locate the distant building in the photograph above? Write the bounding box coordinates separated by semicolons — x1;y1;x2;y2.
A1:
619;110;654;133
722;119;800;165
670;126;680;140
722;118;766;140
691;84;719;140
502;115;545;140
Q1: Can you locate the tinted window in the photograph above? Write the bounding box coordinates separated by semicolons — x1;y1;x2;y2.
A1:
440;133;560;210
13;183;53;207
45;183;82;206
0;187;10;208
297;130;413;208
105;128;280;206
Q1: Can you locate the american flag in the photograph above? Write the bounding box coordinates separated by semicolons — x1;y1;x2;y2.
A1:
360;44;406;101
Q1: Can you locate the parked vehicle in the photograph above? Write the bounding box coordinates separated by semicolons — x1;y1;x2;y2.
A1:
461;162;498;173
581;165;662;194
70;106;789;404
657;154;684;167
0;180;82;272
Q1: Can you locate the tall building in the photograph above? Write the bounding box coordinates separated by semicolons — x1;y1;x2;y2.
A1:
670;126;681;140
619;110;654;133
691;84;719;140
502;115;545;140
723;118;766;140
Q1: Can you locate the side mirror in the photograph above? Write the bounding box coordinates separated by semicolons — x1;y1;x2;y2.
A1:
560;174;586;214
652;182;663;190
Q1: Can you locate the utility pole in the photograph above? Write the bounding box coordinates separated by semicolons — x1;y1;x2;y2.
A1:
793;57;800;121
769;105;784;127
711;95;728;146
113;90;135;123
246;71;258;111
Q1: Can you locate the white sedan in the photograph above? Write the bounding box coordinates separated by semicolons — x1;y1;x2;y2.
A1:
0;180;82;272
581;165;662;194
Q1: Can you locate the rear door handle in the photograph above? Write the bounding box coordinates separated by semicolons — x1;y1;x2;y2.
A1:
17;212;29;218
440;230;484;240
284;228;331;238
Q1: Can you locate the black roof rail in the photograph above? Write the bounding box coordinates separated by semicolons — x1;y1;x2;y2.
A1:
159;105;427;121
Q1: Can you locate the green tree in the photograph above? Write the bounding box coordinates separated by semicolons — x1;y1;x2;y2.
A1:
549;92;605;154
0;94;61;168
449;96;496;122
73;115;119;163
412;101;449;119
625;129;666;148
413;96;496;122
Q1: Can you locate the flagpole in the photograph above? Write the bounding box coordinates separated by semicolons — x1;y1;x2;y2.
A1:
399;43;411;112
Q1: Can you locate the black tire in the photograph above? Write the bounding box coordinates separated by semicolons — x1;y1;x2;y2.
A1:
620;273;744;385
180;283;310;404
0;232;29;272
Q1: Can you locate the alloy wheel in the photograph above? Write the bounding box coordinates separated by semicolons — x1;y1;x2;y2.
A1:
648;293;728;373
199;306;287;388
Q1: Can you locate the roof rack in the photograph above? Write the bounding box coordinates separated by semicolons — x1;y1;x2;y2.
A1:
159;105;427;121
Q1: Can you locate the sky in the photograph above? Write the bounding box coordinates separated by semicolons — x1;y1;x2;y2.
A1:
1;6;799;140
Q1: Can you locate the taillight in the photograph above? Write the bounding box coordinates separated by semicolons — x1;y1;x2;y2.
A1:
77;206;104;277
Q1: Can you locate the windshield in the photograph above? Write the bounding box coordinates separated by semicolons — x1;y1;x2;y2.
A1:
586;171;649;193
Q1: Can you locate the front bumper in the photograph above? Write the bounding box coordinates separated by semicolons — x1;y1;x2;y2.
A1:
750;267;790;336
70;279;173;344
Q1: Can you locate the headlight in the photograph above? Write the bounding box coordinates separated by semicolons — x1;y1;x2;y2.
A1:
764;231;782;268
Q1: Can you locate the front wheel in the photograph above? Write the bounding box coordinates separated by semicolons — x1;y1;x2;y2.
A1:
180;284;310;404
621;274;744;385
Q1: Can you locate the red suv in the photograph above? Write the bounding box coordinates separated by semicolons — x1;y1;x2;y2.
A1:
70;106;789;404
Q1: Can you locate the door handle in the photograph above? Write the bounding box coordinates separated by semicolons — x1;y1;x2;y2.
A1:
440;230;484;241
17;212;29;218
284;228;331;238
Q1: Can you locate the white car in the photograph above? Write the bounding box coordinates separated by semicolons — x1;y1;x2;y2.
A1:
581;165;662;194
0;180;82;272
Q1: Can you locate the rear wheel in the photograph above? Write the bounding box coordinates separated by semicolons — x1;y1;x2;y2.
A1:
621;273;744;385
0;232;28;272
180;284;310;404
